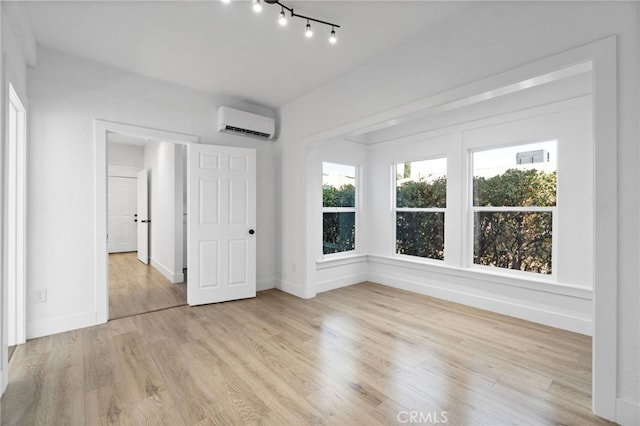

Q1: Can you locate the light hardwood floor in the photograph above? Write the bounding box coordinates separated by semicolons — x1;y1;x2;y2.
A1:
1;283;613;425
109;252;186;320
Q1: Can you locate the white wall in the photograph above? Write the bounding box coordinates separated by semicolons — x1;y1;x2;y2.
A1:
277;1;639;418
108;142;144;169
143;140;183;283
26;47;278;338
1;3;30;104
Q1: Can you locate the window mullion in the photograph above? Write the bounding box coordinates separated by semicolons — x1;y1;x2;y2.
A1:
472;206;555;212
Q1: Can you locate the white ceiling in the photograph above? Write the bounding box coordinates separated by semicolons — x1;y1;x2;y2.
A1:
25;1;474;108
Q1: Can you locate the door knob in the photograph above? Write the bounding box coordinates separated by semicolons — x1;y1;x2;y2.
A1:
141;220;150;223
249;229;255;235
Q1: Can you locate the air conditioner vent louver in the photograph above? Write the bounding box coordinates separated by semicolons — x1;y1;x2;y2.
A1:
217;106;276;140
222;125;271;139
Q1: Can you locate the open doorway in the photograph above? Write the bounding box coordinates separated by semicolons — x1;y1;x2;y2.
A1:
107;133;187;319
95;120;258;323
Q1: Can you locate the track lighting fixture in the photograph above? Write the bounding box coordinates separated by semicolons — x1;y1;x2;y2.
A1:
305;20;313;38
278;8;287;26
243;0;341;44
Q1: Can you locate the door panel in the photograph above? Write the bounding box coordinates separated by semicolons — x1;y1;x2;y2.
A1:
228;239;247;286
200;179;220;224
229;180;248;224
199;241;220;288
188;144;256;305
137;170;149;264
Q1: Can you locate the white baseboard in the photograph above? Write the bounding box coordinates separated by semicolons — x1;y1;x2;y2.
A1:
257;278;276;292
316;273;369;294
616;398;640;426
276;279;312;298
27;311;97;339
368;272;592;335
150;258;183;283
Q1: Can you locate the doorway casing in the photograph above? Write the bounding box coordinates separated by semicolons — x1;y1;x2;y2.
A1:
94;120;198;323
6;82;26;348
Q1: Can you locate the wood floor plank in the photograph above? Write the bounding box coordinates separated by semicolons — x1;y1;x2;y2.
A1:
147;339;220;425
184;336;272;425
34;360;84;425
110;332;167;405
305;384;384;426
84;324;115;392
84;384;135;426
2;282;615;425
189;336;326;425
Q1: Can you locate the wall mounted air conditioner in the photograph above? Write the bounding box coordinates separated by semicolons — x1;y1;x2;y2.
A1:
217;106;276;140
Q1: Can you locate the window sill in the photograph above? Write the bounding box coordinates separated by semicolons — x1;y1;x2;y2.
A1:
367;254;592;300
316;253;368;269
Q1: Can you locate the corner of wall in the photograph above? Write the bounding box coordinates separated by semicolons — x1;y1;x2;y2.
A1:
257;278;276;292
276;278;311;299
150;258;183;284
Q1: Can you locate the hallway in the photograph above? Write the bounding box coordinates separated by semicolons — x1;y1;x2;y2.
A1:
109;252;186;320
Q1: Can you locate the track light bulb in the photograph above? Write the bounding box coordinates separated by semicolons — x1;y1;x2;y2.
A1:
305;21;313;38
252;0;262;13
221;0;230;3
279;9;287;26
329;29;337;44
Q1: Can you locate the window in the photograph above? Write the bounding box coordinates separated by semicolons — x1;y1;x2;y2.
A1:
322;162;356;255
472;141;557;274
395;157;447;260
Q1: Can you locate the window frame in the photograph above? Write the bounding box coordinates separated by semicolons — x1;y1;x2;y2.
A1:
321;162;358;258
392;155;448;263
467;141;559;279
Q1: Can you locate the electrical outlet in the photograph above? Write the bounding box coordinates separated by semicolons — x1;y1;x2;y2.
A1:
33;288;47;304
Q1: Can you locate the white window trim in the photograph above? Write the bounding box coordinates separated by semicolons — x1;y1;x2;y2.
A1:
466;137;560;279
316;253;368;269
396;207;446;213
392;157;448;263
321;162;358;258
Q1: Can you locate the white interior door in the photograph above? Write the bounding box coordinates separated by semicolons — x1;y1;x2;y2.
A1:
187;144;256;305
137;169;150;264
108;176;138;253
